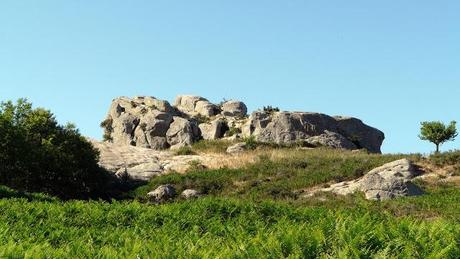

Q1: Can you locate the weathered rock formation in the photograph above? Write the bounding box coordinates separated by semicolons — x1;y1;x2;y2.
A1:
101;95;247;150
101;95;384;153
303;159;424;200
242;111;384;153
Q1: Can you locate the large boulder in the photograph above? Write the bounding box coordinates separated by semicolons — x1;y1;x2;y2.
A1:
174;95;220;117
166;116;200;149
243;111;384;153
359;158;423;200
198;119;228;140
334;116;385;153
221;100;247;117
306;159;424;200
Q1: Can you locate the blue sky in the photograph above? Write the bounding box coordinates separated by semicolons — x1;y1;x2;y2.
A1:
1;1;459;154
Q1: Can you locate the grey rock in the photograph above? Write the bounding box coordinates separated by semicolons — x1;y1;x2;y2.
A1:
306;130;357;150
243;111;338;144
226;142;247;154
90;140;213;184
115;162;163;182
198;119;228;140
147;184;176;203
174;95;219;117
104;97;173;149
181;189;201;199
221;100;247;117
306;159;423;200
243;111;384;153
111;113;139;146
195;100;220;117
166;116;200;149
143;96;175;113
334;116;385;153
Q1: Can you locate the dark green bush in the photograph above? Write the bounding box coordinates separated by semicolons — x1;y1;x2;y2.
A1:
262;105;280;113
243;136;258;150
0;99;111;199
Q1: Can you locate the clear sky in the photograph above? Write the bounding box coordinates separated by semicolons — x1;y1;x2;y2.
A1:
1;1;459;154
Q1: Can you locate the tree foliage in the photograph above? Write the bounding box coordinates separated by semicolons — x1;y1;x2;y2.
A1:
419;121;458;153
0;99;110;199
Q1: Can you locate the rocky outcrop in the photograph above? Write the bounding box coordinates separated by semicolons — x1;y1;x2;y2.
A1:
303;159;424;200
102;95;248;150
102;96;176;149
243;111;384;153
101;94;384;153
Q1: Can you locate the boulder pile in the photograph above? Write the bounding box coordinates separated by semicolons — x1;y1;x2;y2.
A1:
101;95;385;153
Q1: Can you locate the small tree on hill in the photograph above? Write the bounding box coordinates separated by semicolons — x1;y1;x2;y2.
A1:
419;121;457;153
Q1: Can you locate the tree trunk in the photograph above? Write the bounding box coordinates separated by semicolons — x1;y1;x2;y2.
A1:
435;143;440;153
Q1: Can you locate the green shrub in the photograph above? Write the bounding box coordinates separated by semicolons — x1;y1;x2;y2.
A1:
100;117;113;142
243;135;258;150
0;99;110;199
262;105;280;113
226;126;241;137
193;114;211;124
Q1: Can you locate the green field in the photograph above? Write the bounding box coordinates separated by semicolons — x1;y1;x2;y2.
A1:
1;147;459;258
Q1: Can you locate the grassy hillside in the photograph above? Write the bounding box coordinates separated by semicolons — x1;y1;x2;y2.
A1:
1;145;459;258
132;146;416;201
